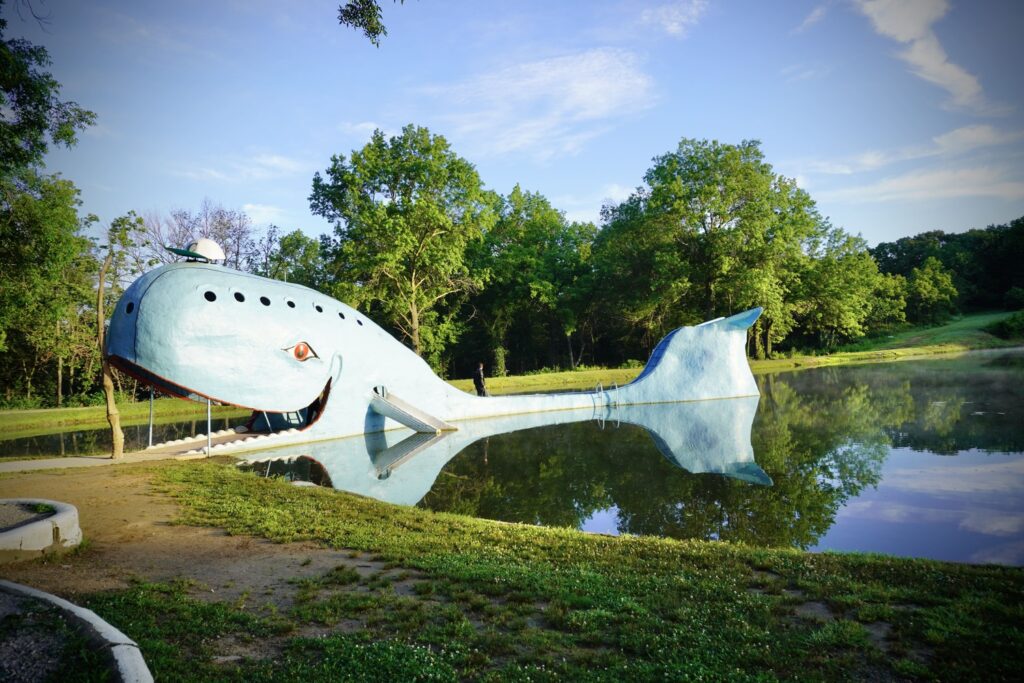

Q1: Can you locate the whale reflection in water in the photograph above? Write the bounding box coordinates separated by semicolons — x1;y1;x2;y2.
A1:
238;396;769;507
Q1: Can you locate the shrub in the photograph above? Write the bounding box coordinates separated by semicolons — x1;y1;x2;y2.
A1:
1005;287;1024;311
986;311;1024;340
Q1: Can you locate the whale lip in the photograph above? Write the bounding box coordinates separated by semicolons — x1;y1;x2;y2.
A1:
107;354;331;422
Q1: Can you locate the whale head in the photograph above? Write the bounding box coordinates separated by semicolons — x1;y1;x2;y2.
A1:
106;262;356;413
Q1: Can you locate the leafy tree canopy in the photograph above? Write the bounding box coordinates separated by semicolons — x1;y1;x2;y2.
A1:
337;0;404;46
0;0;95;176
310;124;495;365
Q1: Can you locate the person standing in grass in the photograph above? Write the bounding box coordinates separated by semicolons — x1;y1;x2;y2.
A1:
473;362;488;397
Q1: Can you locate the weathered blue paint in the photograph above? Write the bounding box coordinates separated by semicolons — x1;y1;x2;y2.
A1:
106;262;761;454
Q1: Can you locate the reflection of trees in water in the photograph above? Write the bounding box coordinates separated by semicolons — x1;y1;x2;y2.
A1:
420;375;892;549
0;416;245;458
421;354;1024;548
778;355;1024;454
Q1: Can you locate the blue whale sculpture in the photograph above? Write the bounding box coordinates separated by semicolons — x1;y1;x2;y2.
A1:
106;261;762;455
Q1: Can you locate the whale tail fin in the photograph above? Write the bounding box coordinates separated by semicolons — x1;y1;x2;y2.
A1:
620;307;762;403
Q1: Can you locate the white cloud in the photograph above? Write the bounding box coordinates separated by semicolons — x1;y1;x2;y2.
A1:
174;153;310;183
555;183;637;224
779;63;830;83
422;49;655;160
793;3;829;34
882;458;1024;495
338;121;399;141
932;124;1023;153
817;165;1024;203
839;499;1024;540
855;0;1001;113
95;5;220;63
243;203;285;225
249;154;305;174
640;0;708;38
792;125;1024;176
971;540;1024;565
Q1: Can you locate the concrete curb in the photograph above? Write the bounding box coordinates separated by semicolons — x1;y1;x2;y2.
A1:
0;498;82;561
0;580;154;683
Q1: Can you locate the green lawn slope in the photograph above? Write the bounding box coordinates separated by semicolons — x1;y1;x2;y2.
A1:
76;461;1023;681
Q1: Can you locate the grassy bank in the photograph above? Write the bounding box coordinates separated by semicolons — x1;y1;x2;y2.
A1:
76;461;1023;681
452;311;1020;394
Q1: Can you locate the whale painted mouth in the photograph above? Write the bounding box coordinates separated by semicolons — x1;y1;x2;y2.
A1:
107;355;332;434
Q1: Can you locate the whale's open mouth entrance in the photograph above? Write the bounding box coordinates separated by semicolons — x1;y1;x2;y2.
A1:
107;355;331;436
244;380;331;435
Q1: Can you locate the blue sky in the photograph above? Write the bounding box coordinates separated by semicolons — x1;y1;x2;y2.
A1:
10;0;1024;246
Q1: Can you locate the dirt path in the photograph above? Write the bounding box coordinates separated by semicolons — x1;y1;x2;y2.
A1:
0;462;373;611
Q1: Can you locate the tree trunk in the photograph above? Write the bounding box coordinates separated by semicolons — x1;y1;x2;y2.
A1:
704;279;715;320
410;300;422;356
492;345;507;378
566;333;576;370
764;319;773;359
57;354;63;407
97;250;124;459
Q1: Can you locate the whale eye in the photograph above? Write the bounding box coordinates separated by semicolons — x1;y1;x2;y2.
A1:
284;342;318;362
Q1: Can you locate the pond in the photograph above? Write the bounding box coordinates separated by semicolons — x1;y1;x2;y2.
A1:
237;350;1024;566
0;415;249;458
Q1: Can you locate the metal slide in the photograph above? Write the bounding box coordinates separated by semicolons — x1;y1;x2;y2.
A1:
370;388;457;434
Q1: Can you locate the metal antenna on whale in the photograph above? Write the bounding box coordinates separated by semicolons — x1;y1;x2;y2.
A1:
105;240;763;456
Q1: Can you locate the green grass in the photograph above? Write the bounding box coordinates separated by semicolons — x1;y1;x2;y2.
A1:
0;398;249;440
71;461;1024;681
838;311;1017;352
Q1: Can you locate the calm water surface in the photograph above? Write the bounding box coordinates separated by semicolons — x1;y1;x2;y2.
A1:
0;415;248;458
239;351;1024;565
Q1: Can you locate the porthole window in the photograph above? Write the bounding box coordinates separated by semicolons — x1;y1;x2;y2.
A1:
125;302;134;314
260;296;271;306
315;304;323;313
204;291;216;302
234;292;245;302
338;312;346;320
357;319;363;326
286;300;296;309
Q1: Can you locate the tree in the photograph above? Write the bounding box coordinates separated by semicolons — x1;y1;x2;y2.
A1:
310;125;495;364
592;138;821;360
643;138;778;320
467;186;596;374
136;199;256;270
0;170;93;401
795;226;887;348
906;256;958;323
0;0;95;177
337;0;404;46
590;191;691;356
253;226;331;290
96;213;144;458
